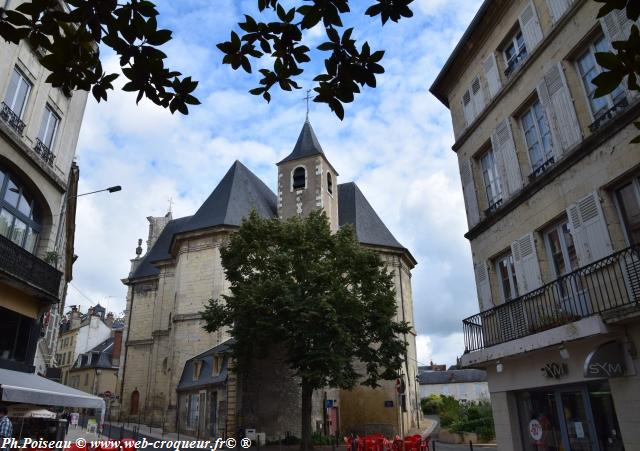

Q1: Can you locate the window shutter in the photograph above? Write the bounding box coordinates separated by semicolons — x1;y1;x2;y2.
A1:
491;119;523;198
471;76;485;116
536;63;581;156
519;2;544;51
460;159;480;227
546;0;572;23
462;89;474;126
511;233;543;294
482;53;502;99
566;192;613;266
474;261;492;311
600;8;633;43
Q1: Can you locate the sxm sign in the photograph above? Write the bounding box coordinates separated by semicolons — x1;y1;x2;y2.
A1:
584;341;626;378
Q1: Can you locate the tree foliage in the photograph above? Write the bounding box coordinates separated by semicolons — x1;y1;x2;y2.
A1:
592;0;640;142
202;210;410;450
0;0;200;114
218;0;414;119
0;0;415;118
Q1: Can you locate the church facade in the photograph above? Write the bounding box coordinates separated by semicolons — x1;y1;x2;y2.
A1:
114;121;420;438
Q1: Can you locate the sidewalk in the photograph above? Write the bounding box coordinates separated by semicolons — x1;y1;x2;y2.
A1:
100;421;198;442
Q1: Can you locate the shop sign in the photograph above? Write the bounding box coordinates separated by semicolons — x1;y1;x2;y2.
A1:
528;419;543;441
540;362;568;379
584;341;626;378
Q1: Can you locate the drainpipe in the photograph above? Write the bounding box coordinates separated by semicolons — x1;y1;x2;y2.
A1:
396;255;411;431
119;287;135;419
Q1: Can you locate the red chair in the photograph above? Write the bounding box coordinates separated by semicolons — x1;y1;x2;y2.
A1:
121;439;136;450
65;444;88;451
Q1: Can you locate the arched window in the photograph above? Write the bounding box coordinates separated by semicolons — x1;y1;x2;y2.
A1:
327;172;333;195
292;167;306;190
0;167;41;252
130;390;140;414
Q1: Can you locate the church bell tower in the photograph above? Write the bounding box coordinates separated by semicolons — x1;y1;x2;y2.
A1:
277;119;339;231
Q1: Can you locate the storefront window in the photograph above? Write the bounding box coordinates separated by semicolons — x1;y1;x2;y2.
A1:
589;381;624;451
517;390;563;450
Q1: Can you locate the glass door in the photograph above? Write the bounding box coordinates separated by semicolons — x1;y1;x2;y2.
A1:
558;388;598;450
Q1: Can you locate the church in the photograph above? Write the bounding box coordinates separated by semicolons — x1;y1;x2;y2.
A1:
114;120;420;439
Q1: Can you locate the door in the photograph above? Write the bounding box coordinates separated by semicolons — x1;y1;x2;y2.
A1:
557;388;598;451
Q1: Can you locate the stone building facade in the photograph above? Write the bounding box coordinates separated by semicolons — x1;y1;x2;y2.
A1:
0;0;88;377
115;121;420;438
431;1;640;449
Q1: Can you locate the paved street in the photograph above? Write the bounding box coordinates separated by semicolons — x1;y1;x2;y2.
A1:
429;442;496;451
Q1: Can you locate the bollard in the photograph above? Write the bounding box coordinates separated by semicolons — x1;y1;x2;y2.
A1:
469;441;473;451
432;441;435;451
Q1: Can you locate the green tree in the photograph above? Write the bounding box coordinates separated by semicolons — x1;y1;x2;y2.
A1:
0;0;415;118
202;210;410;451
592;0;640;141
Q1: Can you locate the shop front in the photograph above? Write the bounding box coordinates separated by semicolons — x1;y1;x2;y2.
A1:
483;334;639;451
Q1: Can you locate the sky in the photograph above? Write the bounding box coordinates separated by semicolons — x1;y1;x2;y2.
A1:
65;0;484;368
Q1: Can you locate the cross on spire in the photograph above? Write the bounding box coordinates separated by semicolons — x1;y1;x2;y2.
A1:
168;197;174;214
303;89;312;120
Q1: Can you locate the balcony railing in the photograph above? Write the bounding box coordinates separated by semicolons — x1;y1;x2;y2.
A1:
0;233;62;300
529;156;555;181
463;244;640;353
0;102;27;136
34;138;56;166
504;50;529;78
589;97;629;132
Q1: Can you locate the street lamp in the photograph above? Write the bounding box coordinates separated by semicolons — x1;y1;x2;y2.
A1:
75;186;122;197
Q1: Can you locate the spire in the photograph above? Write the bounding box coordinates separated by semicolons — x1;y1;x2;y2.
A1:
277;120;325;165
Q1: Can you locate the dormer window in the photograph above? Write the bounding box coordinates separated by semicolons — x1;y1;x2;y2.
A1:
193;360;203;381
212;355;223;375
292;167;306;190
327;172;333;195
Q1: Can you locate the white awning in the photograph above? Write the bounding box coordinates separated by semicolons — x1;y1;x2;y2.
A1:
0;368;105;410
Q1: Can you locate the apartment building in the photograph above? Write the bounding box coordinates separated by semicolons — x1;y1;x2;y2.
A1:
0;0;88;377
430;1;640;449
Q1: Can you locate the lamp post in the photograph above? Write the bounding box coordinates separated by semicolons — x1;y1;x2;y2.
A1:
75;186;122;197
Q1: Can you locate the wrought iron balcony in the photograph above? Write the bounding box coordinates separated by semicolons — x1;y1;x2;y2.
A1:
485;198;503;215
504;50;528;78
34;138;56;166
589;97;629;132
0;233;62;301
0;102;27;136
463;244;640;353
529;157;555;181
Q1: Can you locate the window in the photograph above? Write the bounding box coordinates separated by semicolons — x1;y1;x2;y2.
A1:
503;30;528;77
0;167;41;252
84;373;89;385
479;149;502;211
577;35;627;126
193;360;202;381
544;221;579;279
520;101;554;177
187;394;199;429
292;167;306;190
496;253;519;302
327;172;333;195
4;68;32;118
38;104;60;150
615;181;640;245
0;306;33;364
212;355;223;376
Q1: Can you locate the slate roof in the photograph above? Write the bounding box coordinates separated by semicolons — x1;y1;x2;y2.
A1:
278;120;325;164
418;369;487;385
71;337;117;370
338;182;406;252
177;339;234;392
180;160;277;233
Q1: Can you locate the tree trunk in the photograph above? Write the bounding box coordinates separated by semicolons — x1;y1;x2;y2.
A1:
300;380;313;451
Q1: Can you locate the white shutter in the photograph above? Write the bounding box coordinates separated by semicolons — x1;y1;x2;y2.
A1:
491;119;523;198
460;159;480;227
536;63;581;156
475;261;492;311
462;89;474;126
471;77;485;117
566;192;613;266
600;8;633;43
519;2;544;51
511;233;543;294
546;0;572;23
482;53;502;99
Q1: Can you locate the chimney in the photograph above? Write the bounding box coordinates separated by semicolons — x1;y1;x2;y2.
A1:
112;329;123;365
70;306;81;329
105;312;114;328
